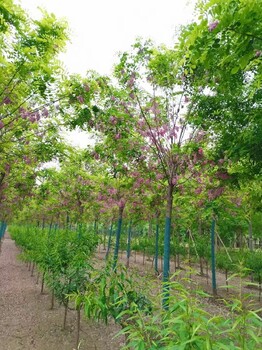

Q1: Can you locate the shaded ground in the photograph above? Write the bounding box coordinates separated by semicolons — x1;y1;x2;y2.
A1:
0;234;123;350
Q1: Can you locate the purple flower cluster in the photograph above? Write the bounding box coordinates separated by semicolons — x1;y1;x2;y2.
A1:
208;20;219;32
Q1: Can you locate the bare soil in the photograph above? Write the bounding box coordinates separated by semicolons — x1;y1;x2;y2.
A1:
0;234;123;350
1;235;261;350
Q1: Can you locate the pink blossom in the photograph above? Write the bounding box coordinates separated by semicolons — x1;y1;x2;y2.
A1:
127;76;135;88
0;120;4;129
92;152;99;160
109;116;117;124
150;102;161;115
255;50;262;57
208;187;224;200
23;155;31;165
208;20;219;32
198;148;204;157
195;187;202;195
184;96;189;103
35;112;41;121
108;188;117;195
118;198;126;208
20;108;28;119
77;95;84;104
115;133;121;140
216;172;230;180
3;96;12;104
171;177;177;185
29;114;36;123
145;178;151;185
158;128;167;137
156;173;163;180
84;84;90;92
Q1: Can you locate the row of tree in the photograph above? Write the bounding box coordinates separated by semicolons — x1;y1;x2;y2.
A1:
0;0;261;290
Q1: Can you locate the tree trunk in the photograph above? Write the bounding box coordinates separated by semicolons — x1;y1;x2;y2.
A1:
248;220;253;251
105;221;113;260
63;301;68;330
162;183;174;308
41;271;45;294
76;307;81;350
126;221;132;268
113;205;124;270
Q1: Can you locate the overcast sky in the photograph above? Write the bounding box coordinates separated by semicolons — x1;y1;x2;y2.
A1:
18;0;196;147
19;0;195;76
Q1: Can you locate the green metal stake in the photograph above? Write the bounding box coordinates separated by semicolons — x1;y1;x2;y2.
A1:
113;208;124;270
163;216;171;309
154;222;159;274
211;218;217;295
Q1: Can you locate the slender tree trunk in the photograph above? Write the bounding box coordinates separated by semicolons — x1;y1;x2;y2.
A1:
259;276;261;302
206;260;209;285
113;205;124;270
76;307;81;350
41;271;45;294
225;269;228;293
154;220;159;274
200;257;204;276
31;263;35;277
126;221;132;268
248;220;253;251
63;300;69;330
103;224;107;250
105;221;113;260
51;288;55;309
36;271;40;284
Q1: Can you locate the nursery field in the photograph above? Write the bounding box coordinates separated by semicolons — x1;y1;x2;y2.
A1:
1;224;261;350
1;0;262;349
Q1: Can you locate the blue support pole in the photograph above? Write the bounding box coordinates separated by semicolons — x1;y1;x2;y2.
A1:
163;216;171;309
154;222;159;274
210;218;217;295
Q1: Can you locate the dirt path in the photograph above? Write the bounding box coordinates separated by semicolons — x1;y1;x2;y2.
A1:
0;235;122;350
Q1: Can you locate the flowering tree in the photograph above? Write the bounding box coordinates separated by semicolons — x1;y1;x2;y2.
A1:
0;0;69;219
178;0;262;177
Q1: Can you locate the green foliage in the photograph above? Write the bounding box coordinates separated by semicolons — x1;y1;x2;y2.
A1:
179;0;262;177
119;279;262;349
9;223;98;308
69;262;152;328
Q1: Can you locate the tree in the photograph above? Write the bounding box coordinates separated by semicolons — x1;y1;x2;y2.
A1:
178;0;262;177
0;0;69;218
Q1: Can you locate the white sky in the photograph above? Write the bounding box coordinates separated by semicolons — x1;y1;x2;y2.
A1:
18;0;196;148
19;0;195;76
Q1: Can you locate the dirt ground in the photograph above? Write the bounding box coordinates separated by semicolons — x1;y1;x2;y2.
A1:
0;235;261;350
97;245;262;313
0;234;123;350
